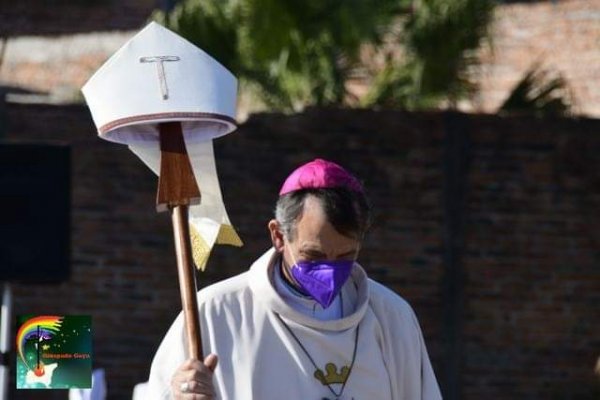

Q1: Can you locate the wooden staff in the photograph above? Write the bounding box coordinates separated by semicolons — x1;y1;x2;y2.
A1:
157;121;203;360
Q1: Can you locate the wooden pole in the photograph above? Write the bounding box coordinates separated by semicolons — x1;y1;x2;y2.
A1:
157;121;203;360
172;205;203;359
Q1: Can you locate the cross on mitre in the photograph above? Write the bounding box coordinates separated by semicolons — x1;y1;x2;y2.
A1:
139;55;181;100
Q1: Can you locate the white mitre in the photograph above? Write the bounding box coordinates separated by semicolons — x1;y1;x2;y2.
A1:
81;21;242;270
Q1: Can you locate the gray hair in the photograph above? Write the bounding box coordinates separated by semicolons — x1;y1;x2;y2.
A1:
274;187;372;242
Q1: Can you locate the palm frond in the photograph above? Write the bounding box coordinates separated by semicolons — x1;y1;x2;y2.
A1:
499;63;571;116
152;0;404;111
365;0;495;108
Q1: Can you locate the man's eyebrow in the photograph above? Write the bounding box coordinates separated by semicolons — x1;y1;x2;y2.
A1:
299;247;326;256
299;247;357;259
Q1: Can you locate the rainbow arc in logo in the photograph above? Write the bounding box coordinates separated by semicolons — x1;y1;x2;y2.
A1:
16;316;63;370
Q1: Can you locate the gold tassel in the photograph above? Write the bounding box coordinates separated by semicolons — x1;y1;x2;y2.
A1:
190;223;243;271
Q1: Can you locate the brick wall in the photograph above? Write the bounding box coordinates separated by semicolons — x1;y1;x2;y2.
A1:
0;32;134;102
463;115;600;398
471;0;600;117
0;0;158;36
1;103;598;399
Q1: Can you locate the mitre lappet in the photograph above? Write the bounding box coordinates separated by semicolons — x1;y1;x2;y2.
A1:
81;21;243;270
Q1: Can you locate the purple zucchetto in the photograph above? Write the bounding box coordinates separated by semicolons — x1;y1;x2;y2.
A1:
279;159;364;196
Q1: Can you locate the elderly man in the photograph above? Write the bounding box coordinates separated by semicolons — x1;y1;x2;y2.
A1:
148;159;442;399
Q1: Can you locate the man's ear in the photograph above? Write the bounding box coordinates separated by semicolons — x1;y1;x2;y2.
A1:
268;219;285;252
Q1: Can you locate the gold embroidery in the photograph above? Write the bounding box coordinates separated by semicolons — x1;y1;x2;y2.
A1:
314;363;351;385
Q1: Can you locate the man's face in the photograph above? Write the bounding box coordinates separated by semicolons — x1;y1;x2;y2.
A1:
269;195;361;268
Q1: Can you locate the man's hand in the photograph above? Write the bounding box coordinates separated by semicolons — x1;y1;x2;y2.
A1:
171;354;218;399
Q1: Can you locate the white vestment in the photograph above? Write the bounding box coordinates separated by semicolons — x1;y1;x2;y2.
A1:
148;248;442;400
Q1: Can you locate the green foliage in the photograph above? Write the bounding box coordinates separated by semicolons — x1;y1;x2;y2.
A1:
153;0;572;114
363;0;495;109
407;0;494;96
153;0;400;111
499;63;571;116
151;1;240;73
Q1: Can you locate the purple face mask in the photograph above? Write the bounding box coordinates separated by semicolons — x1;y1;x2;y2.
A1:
290;259;354;309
